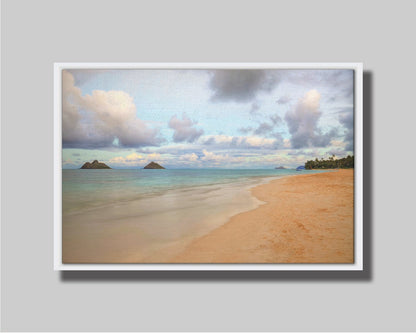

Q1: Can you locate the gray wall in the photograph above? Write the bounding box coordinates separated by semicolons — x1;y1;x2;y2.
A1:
2;0;416;331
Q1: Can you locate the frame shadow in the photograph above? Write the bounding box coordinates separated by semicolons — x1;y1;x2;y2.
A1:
61;71;373;282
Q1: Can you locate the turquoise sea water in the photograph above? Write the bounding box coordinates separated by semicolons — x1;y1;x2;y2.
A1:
62;168;325;214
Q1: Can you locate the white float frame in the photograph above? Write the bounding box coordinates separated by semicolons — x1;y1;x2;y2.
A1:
54;62;363;271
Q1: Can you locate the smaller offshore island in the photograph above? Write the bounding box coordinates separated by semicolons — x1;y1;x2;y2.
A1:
143;161;165;169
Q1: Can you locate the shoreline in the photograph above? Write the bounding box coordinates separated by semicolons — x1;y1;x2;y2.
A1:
62;175;275;263
62;169;290;216
170;169;354;263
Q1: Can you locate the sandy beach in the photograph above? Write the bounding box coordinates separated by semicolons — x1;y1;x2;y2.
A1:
171;169;354;263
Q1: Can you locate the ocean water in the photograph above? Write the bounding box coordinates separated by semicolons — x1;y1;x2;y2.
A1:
63;168;322;214
62;168;326;263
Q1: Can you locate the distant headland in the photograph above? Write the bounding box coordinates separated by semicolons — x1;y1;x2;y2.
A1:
80;160;111;169
144;162;165;169
305;155;354;169
275;166;286;170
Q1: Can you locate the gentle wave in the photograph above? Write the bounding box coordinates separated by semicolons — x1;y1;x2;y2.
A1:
62;168;325;215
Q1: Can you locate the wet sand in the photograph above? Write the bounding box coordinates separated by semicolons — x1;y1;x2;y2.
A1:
171;169;354;263
62;180;264;263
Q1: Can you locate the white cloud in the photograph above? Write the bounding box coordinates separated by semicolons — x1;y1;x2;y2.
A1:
201;149;243;165
168;114;204;143
62;70;161;149
109;152;165;167
201;149;226;162
330;140;347;148
283;138;291;148
244;136;275;148
285;89;337;149
179;153;199;162
201;135;278;149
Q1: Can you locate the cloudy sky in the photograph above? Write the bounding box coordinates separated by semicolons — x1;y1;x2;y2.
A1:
62;68;354;169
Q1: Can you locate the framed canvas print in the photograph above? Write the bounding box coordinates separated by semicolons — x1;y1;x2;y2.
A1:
54;63;363;271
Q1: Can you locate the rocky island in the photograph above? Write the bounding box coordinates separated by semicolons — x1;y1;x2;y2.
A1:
275;166;286;169
80;160;111;169
144;162;165;169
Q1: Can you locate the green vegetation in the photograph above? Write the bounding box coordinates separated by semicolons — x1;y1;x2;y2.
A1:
305;155;354;169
